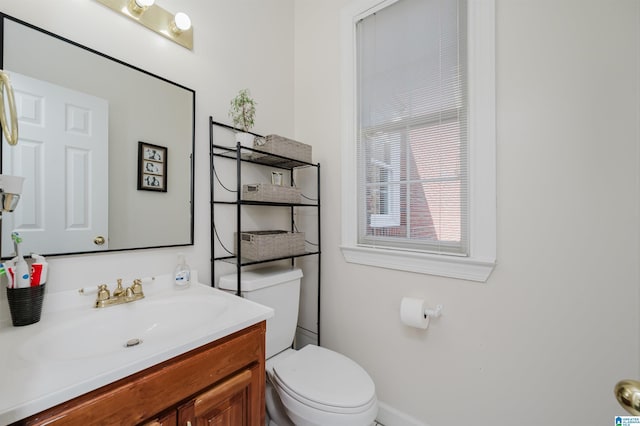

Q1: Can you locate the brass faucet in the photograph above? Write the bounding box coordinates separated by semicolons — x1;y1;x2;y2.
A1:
95;278;145;308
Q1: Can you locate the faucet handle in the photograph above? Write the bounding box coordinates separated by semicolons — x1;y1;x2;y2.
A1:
96;284;110;301
131;278;144;296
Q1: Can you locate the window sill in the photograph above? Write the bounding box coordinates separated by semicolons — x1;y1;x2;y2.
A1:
340;245;495;282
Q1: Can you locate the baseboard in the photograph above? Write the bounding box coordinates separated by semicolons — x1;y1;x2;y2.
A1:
377;401;429;426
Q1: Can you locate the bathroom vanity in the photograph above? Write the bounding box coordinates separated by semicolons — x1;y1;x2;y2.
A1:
0;275;273;425
17;323;265;425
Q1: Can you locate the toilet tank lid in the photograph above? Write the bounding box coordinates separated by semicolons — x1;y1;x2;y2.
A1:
218;266;303;292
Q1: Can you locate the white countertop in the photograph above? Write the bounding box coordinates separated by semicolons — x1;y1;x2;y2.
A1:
0;274;273;424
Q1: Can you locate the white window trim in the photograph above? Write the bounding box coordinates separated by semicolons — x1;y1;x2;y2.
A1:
340;0;496;282
368;140;401;228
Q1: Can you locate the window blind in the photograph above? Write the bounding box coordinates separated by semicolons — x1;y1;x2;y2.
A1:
355;0;468;256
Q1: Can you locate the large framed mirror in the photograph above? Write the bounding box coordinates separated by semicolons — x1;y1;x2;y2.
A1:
0;13;195;258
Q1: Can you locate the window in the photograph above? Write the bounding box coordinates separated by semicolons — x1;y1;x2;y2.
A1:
367;132;401;228
340;0;496;281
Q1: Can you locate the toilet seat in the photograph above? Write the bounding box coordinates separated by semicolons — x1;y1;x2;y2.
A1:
268;345;377;417
273;375;378;414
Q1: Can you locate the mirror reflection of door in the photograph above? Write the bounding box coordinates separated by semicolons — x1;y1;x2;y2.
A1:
1;71;109;256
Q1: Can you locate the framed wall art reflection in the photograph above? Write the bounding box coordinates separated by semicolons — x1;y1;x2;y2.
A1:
138;141;167;192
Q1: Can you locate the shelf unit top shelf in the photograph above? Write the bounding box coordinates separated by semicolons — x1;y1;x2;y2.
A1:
212;144;317;170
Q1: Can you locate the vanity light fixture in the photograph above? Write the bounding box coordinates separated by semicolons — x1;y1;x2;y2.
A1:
95;0;193;50
134;0;154;9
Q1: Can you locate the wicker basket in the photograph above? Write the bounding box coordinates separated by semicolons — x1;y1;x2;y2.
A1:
242;183;301;204
236;230;305;261
254;135;312;163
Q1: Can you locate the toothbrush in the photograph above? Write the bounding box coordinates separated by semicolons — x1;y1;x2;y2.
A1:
0;263;7;288
11;232;22;256
11;232;30;288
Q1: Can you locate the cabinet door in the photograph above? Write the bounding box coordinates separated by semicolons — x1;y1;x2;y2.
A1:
178;365;260;426
141;410;177;426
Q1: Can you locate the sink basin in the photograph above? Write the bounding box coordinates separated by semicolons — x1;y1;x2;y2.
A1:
19;291;229;362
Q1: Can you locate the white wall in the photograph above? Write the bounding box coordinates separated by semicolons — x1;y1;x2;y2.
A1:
0;0;294;293
294;0;640;425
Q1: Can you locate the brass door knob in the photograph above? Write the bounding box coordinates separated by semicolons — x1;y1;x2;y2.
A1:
94;236;106;245
615;379;640;415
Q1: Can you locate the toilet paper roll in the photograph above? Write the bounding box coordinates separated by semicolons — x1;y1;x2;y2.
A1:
400;297;430;329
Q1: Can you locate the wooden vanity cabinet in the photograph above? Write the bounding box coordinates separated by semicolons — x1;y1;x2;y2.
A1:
15;322;266;426
175;364;259;425
143;410;177;426
145;363;260;426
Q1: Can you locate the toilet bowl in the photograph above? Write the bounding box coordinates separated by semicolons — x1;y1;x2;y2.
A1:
265;346;378;426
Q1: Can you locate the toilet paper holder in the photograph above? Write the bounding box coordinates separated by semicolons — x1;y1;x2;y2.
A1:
424;304;443;319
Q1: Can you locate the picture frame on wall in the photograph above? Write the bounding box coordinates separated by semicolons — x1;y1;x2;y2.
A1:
138;141;167;192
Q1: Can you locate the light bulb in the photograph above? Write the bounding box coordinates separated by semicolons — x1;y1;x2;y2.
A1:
135;0;154;7
173;12;191;32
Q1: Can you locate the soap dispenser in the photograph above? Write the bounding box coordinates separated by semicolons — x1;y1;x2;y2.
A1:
174;253;191;288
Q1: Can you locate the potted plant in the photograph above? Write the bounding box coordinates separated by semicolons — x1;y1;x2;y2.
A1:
229;88;257;148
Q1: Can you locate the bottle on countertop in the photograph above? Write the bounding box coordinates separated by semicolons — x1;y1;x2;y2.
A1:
174;253;191;288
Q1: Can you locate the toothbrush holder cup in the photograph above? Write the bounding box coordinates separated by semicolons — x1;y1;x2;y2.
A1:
6;284;46;326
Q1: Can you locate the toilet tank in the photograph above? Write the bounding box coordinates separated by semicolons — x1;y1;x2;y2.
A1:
219;266;303;359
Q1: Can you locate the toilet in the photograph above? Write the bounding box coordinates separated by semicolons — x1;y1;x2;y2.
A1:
219;266;378;426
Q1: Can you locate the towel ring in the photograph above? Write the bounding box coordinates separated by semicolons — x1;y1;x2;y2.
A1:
0;70;18;146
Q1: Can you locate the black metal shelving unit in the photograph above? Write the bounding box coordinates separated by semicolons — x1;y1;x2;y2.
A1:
209;117;322;344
